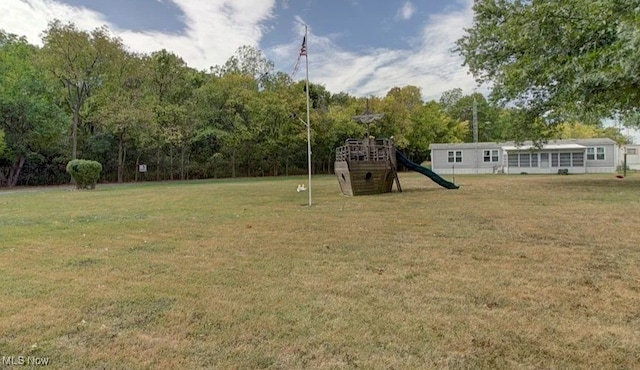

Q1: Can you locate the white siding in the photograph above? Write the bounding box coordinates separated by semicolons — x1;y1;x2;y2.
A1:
431;145;503;174
620;145;640;170
429;138;618;175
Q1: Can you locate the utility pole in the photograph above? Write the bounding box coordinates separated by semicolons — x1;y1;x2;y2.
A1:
473;95;478;173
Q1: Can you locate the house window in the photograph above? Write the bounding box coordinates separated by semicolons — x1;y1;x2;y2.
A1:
508;153;518;167
551;153;559;167
483;149;499;163
509;152;542;167
572;152;584;166
628;148;637;155
587;147;605;160
559;153;572;167
586;147;594;160
531;153;539;167
447;150;462;163
519;153;531;167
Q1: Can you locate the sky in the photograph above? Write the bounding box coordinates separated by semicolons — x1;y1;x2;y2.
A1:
1;0;638;142
0;0;477;102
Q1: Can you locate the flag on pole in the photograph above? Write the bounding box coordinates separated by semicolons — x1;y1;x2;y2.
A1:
291;35;307;77
299;35;307;56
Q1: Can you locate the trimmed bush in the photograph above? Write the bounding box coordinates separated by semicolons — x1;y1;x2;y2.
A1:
66;159;103;189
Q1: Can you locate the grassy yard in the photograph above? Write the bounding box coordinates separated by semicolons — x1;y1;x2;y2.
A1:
1;172;639;369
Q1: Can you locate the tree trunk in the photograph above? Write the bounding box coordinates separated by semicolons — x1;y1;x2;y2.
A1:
135;155;140;182
170;146;174;180
7;156;26;187
71;109;79;160
180;144;185;180
156;147;161;181
245;145;251;177
231;149;236;178
122;145;127;182
117;132;124;183
185;152;190;180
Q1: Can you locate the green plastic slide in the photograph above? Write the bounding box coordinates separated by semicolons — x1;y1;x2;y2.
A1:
396;150;459;189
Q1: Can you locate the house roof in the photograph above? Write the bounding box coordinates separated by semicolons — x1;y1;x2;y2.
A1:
429;142;506;150
502;143;586;151
429;138;617;150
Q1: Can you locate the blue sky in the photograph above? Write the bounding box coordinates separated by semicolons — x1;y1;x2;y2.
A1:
1;0;639;142
0;0;478;102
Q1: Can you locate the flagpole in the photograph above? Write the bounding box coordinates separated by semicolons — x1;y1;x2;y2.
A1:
304;25;312;206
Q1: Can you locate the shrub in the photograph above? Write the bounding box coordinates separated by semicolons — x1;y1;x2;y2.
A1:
66;159;102;189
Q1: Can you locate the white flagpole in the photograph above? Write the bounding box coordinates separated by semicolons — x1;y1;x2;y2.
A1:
304;25;312;206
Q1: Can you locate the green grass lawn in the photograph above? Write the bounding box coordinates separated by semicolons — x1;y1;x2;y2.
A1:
1;173;639;368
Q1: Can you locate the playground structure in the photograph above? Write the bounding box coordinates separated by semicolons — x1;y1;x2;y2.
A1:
334;104;458;196
335;138;400;196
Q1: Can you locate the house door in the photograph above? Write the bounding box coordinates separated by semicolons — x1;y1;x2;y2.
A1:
540;153;549;168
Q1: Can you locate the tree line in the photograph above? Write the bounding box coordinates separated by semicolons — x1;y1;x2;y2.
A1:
0;18;631;187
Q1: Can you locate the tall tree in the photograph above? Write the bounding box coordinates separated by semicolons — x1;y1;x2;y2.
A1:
408;101;467;161
551;121;630;144
0;31;67;186
92;51;154;182
441;92;503;142
457;0;640;126
439;88;464;114
381;86;423;148
148;49;195;180
214;45;274;81
191;73;257;178
40;20;123;159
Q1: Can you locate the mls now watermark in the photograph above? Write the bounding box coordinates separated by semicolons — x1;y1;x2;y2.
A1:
2;356;50;366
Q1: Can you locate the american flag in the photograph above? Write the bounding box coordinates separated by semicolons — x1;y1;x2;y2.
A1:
299;35;307;56
292;35;307;77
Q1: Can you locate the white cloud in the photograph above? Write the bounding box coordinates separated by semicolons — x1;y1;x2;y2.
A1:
395;2;416;21
0;0;276;70
0;0;109;43
270;1;480;102
1;0;481;102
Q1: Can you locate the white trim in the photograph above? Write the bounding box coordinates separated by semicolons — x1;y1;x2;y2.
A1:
501;144;586;151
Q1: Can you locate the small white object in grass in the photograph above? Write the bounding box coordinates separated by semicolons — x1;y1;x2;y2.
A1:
296;184;307;192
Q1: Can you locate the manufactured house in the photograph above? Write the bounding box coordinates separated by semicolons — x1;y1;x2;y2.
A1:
430;138;618;175
620;144;640;170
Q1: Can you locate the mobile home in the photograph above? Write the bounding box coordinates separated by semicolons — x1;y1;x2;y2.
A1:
620;144;640;170
430;138;618;175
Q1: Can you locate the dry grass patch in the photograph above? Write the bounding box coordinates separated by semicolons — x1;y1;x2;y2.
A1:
1;173;639;368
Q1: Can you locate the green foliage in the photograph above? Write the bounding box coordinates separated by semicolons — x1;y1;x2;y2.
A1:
40;20;125;159
439;90;505;142
66;159;102;189
214;45;274;80
550;122;630;144
457;0;640;125
10;18;615;185
0;30;68;187
0;128;5;155
408;101;466;160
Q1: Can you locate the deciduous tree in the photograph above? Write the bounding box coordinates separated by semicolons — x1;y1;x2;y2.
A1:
457;0;640;125
0;31;67;186
40;20;123;159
